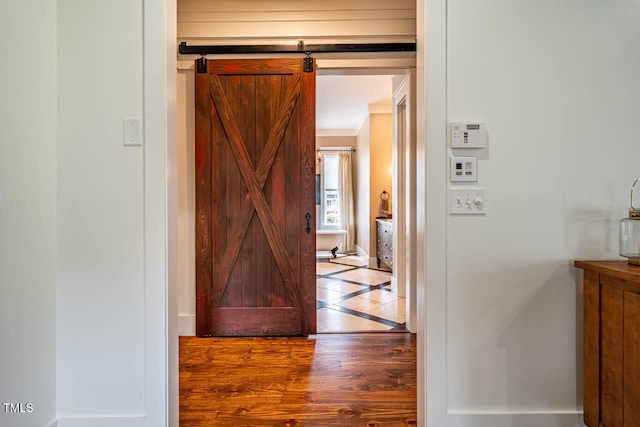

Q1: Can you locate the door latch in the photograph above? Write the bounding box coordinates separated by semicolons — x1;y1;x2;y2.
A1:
305;212;312;234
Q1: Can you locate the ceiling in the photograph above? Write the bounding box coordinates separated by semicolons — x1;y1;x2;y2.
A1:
316;75;396;135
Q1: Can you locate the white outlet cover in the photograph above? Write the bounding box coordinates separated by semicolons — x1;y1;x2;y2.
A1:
123;118;142;146
449;187;487;215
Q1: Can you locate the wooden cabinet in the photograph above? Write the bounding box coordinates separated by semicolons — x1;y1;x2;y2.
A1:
574;261;640;427
376;219;393;270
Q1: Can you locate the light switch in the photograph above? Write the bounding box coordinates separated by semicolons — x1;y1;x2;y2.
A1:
123;118;142;146
450;156;477;182
449;187;487;215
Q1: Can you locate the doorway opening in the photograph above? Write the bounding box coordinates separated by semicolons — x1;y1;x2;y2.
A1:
168;2;424;426
176;63;416;337
313;72;416;333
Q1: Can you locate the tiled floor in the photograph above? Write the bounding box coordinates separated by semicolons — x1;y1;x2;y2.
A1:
316;255;407;333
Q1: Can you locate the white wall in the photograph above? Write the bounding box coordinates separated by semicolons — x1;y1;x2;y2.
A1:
57;0;146;424
354;113;394;266
177;0;416;43
427;0;640;425
177;68;196;337
356;118;372;257
369;112;393;234
0;2;57;426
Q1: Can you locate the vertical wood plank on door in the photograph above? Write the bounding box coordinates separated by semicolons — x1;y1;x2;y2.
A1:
284;77;301;314
601;282;623;427
237;75;257;308
255;74;274;307
583;270;600;427
272;74;289;308
222;75;245;308
195;70;213;336
273;74;289;307
300;61;317;334
624;290;640;426
211;76;228;306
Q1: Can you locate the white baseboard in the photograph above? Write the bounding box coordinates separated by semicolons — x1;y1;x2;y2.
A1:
447;409;583;415
44;417;58;427
56;415;146;427
438;412;585;427
355;245;378;269
179;313;195;336
355;245;367;258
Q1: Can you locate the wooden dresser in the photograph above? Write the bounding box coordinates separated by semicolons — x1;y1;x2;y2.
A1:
574;261;640;427
376;219;393;270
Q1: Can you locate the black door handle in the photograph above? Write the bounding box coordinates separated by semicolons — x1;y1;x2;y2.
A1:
305;212;311;234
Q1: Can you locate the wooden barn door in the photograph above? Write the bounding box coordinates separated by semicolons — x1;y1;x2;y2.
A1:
195;58;316;336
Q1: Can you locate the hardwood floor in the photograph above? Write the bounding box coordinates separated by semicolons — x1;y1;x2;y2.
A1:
180;333;417;426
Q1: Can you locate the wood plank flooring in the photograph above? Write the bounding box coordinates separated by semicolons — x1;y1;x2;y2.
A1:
180;333;417;426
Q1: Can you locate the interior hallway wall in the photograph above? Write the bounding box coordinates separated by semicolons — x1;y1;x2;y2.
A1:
177;0;416;43
177;67;196;337
432;0;640;425
0;1;58;426
56;0;146;423
354;111;393;265
356;117;372;258
369;112;394;236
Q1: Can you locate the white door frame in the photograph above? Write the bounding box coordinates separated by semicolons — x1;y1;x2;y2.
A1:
392;69;417;332
142;0;178;426
142;1;432;427
419;0;452;424
392;77;407;299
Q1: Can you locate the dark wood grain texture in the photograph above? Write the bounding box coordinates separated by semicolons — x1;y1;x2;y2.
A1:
208;73;302;309
623;291;640;426
210;308;302;336
195;66;213;336
575;260;640;427
574;260;640;283
600;282;623;427
207;59;301;75
300;59;317;334
195;58;316;336
208;73;301;308
180;333;417;426
582;270;599;427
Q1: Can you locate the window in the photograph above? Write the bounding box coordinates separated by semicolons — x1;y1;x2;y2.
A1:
321;153;340;229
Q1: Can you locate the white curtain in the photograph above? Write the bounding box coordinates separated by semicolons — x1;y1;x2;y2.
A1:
338;152;355;253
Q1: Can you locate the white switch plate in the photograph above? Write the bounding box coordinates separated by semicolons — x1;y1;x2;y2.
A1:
450;156;477;182
123;118;142;146
449;187;487;215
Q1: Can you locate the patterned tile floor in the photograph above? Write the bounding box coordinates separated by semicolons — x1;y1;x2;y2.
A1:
316;254;407;333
